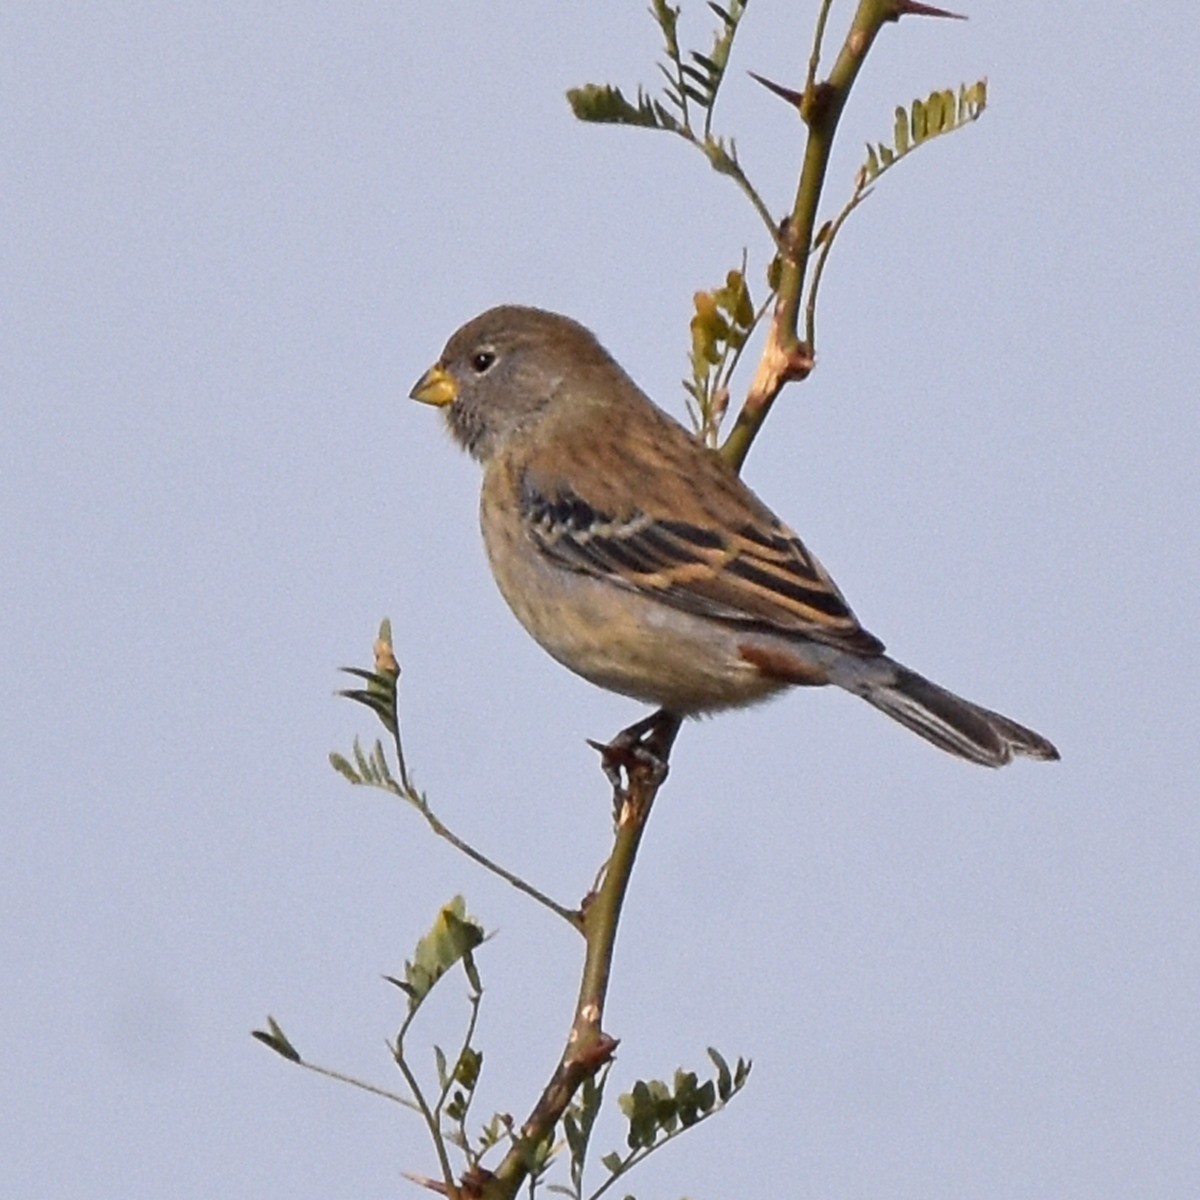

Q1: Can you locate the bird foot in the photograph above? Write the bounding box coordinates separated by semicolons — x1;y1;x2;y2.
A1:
587;710;680;802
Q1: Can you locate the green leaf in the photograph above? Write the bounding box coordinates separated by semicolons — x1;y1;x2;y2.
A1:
912;96;927;141
925;90;946;135
529;1130;556;1172
252;1016;300;1063
401;896;485;1011
328;752;362;784
461;943;483;996
567;83;673;130
445;1088;468;1122
620;1080;662;1149
352;737;372;780
708;1046;732;1100
695;0;747;112
478;1112;510;1152
370;740;397;787
563;1063;606;1184
601;1151;623;1174
963;79;988;118
650;0;681;62
336;623;401;736
720;268;753;328
734;1056;752;1087
454;1046;483;1088
686;258;761;445
563;1111;583;1161
652;99;680;129
673;1068;702;1125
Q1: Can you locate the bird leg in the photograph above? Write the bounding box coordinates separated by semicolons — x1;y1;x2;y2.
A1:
588;709;681;802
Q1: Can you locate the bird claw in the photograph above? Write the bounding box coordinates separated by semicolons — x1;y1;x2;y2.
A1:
588;711;678;802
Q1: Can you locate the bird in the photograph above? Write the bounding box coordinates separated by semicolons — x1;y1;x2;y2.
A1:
409;305;1058;768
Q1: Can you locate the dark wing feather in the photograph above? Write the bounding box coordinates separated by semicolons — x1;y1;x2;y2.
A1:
519;475;884;656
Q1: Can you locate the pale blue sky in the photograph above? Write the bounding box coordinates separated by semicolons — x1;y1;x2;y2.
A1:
4;4;1198;1198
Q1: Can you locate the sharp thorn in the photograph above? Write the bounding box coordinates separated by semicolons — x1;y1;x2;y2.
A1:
890;0;967;20
747;70;805;109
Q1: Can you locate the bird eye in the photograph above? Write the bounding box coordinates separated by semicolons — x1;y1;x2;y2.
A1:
470;349;496;374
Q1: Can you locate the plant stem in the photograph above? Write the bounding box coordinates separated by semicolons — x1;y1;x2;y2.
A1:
394;1008;458;1195
721;0;897;472
482;716;681;1200
468;6;936;1195
414;797;582;928
386;717;579;927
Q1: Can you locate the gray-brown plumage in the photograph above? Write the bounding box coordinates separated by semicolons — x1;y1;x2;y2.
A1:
410;305;1059;767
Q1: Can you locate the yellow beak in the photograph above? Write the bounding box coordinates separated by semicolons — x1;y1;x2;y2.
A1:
409;364;458;407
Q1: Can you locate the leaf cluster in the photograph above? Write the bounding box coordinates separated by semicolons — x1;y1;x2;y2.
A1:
617;1048;750;1154
862;81;987;185
568;6;989;425
802;78;989;351
567;0;775;239
650;0;748;135
684;265;763;445
568;1;747;134
553;1049;751;1200
256;895;503;1189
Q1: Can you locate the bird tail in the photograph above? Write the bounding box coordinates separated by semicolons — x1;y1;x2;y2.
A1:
841;657;1060;768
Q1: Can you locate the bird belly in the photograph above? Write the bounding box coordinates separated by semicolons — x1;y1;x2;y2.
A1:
483;518;786;713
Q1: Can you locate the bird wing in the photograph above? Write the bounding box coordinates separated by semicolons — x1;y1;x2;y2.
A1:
516;452;885;657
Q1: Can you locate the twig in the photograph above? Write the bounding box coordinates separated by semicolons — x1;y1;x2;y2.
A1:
482;715;682;1199
409;792;582;929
